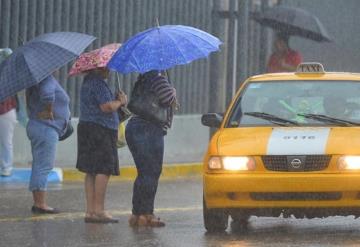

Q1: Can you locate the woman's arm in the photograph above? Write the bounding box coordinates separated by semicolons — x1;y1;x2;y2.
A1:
99;91;127;113
37;76;56;120
151;76;176;107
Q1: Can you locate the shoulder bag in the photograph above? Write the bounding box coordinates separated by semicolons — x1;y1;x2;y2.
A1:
127;78;168;125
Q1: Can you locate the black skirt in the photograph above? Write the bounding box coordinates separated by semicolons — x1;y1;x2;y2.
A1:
76;121;119;176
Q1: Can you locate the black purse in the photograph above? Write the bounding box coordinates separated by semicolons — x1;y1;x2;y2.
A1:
128;77;168;125
59;119;74;141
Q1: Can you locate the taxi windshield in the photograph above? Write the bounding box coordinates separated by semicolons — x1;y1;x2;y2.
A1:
227;80;360;127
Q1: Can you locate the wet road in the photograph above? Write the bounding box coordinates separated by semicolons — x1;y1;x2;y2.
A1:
2;179;360;246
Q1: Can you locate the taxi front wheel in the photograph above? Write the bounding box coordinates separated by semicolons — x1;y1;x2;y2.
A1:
203;197;228;232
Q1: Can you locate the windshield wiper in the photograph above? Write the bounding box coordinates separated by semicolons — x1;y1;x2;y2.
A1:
244;112;299;126
297;113;360;126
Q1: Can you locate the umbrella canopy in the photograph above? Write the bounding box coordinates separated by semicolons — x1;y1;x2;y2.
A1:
69;43;121;76
252;6;331;42
107;25;222;74
0;32;95;102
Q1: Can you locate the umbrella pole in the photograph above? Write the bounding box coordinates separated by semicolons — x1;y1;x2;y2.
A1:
156;18;160;27
115;72;131;116
116;73;121;92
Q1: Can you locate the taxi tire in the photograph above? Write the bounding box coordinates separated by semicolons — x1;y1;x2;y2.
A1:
203;198;228;232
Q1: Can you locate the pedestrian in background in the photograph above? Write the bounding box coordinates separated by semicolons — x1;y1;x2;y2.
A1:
76;67;127;223
126;70;177;227
0;48;17;177
26;74;71;214
266;33;303;73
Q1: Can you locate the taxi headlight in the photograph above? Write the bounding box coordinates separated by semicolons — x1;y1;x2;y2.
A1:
208;156;255;171
338;156;360;170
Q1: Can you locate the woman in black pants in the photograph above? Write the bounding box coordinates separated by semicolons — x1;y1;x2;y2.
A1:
126;70;176;227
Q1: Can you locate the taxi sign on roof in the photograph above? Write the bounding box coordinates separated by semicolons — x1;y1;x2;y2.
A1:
296;62;325;74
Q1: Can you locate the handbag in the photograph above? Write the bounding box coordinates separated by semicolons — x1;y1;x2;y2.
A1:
59;119;74;141
127;77;168;125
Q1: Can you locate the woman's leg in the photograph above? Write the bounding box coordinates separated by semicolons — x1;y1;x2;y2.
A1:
94;174;110;216
126;119;164;216
0;109;16;175
32;191;47;208
27;122;58;210
85;173;95;216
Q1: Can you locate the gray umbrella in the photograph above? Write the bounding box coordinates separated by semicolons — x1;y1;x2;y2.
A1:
252;6;331;42
0;32;96;102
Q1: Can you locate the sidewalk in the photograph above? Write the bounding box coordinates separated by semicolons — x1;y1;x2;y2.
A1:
0;162;203;183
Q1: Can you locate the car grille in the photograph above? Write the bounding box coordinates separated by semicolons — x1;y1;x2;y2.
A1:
250;192;342;201
262;155;331;172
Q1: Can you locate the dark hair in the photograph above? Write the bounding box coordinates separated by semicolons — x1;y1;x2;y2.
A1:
276;33;290;46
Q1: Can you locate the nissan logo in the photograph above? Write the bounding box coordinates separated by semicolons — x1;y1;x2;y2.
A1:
290;159;302;169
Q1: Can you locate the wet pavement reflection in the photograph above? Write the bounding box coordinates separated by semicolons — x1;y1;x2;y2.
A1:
2;179;360;246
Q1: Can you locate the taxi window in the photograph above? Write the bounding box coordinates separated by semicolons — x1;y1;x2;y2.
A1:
226;80;360;127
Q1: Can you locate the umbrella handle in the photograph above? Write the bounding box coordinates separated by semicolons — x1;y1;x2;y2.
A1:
115;73;128;109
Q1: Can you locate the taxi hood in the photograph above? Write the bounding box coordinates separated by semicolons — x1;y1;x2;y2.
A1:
217;127;360;156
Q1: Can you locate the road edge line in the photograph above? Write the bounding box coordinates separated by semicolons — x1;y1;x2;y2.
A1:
63;162;203;181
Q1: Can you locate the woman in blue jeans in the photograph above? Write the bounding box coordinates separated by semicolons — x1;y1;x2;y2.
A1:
126;70;177;227
26;75;71;214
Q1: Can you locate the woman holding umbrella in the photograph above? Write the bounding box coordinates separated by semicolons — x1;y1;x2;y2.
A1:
70;44;128;223
107;24;221;227
252;6;331;72
76;67;127;223
126;70;176;227
9;32;95;214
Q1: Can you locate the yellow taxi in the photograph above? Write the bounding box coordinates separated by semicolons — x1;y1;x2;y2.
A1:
202;63;360;232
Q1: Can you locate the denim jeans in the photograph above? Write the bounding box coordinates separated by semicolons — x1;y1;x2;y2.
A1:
0;109;16;173
125;117;165;215
26;120;58;191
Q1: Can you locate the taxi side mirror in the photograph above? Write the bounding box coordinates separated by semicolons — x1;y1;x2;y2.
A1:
201;113;223;128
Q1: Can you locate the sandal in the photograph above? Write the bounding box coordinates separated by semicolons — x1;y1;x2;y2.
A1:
31;206;60;214
136;214;165;227
84;213;97;223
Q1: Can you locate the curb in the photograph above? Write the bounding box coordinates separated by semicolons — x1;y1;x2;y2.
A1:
63;163;203;181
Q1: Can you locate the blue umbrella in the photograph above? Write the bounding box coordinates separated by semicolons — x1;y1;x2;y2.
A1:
0;32;96;102
107;25;222;74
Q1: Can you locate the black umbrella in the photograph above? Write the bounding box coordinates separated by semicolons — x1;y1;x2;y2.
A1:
252;6;331;42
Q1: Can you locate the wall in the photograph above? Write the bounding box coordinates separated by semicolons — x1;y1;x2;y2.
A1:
0;0;213;116
13;115;210;168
